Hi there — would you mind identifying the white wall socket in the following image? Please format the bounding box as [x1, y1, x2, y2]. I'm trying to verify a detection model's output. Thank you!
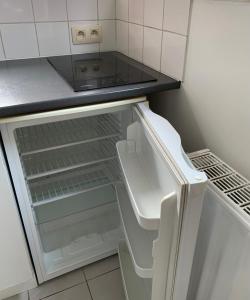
[71, 25, 102, 45]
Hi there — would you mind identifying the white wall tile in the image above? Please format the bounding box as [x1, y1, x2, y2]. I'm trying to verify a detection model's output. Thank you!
[0, 0, 34, 23]
[69, 21, 99, 54]
[116, 20, 128, 55]
[163, 0, 191, 35]
[143, 27, 162, 71]
[129, 0, 143, 25]
[32, 0, 67, 22]
[99, 20, 116, 51]
[129, 23, 143, 62]
[144, 0, 164, 29]
[36, 22, 70, 57]
[116, 0, 128, 21]
[1, 23, 39, 59]
[0, 35, 5, 60]
[67, 0, 98, 21]
[161, 31, 186, 80]
[98, 0, 116, 20]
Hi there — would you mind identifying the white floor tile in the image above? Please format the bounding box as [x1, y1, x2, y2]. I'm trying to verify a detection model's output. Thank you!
[43, 283, 91, 300]
[84, 255, 119, 280]
[4, 291, 28, 300]
[29, 269, 85, 300]
[88, 269, 125, 300]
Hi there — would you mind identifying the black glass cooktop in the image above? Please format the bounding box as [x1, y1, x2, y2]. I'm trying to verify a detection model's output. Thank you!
[48, 52, 156, 92]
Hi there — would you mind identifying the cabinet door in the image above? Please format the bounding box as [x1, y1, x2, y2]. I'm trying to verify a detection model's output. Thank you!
[0, 145, 36, 299]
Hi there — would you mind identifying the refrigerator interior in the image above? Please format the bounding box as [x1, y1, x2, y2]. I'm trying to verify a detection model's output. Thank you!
[3, 101, 206, 299]
[13, 109, 132, 276]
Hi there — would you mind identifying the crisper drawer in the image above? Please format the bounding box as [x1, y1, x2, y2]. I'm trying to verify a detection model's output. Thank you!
[0, 98, 144, 283]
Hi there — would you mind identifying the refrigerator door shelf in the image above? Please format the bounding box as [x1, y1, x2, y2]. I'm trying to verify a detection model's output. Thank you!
[116, 183, 157, 278]
[118, 241, 152, 300]
[117, 139, 172, 230]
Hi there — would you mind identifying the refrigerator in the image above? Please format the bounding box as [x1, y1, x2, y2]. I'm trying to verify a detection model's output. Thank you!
[0, 97, 207, 300]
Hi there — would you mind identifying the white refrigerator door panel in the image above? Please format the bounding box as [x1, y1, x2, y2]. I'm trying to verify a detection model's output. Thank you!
[0, 145, 36, 299]
[117, 102, 207, 300]
[188, 185, 250, 300]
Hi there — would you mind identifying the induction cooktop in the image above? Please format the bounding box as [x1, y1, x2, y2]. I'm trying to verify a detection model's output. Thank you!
[48, 52, 157, 92]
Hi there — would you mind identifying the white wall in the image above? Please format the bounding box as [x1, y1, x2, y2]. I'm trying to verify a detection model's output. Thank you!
[0, 0, 116, 60]
[151, 0, 250, 180]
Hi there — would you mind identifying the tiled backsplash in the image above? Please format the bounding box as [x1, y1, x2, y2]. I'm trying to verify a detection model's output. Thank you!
[116, 0, 191, 80]
[0, 0, 190, 80]
[0, 0, 116, 60]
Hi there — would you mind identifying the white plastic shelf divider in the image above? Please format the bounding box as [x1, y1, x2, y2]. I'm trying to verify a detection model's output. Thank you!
[30, 160, 121, 206]
[15, 113, 121, 155]
[116, 184, 157, 278]
[118, 241, 152, 300]
[23, 137, 118, 180]
[117, 140, 167, 230]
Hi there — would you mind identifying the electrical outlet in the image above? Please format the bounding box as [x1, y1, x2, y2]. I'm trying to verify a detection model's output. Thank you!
[89, 25, 102, 43]
[71, 27, 87, 44]
[71, 25, 102, 45]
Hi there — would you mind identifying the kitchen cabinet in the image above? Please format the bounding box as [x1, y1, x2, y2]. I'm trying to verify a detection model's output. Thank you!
[0, 145, 36, 299]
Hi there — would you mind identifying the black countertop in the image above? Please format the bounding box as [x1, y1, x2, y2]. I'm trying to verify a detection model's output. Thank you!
[0, 51, 180, 118]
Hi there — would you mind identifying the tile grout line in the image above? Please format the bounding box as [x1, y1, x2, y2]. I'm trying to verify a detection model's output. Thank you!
[65, 0, 73, 55]
[86, 280, 94, 300]
[116, 19, 187, 37]
[0, 19, 116, 25]
[37, 282, 86, 300]
[85, 266, 120, 282]
[30, 0, 41, 57]
[142, 0, 145, 63]
[0, 29, 6, 59]
[115, 0, 117, 51]
[97, 0, 101, 52]
[181, 0, 194, 82]
[160, 0, 167, 72]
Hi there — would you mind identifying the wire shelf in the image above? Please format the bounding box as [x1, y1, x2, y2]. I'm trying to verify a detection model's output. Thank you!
[29, 159, 121, 206]
[22, 137, 119, 179]
[15, 113, 121, 155]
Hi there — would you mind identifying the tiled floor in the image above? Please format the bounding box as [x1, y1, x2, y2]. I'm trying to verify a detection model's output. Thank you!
[7, 255, 125, 300]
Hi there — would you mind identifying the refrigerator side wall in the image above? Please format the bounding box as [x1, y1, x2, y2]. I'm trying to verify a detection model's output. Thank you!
[0, 143, 36, 299]
[188, 185, 250, 300]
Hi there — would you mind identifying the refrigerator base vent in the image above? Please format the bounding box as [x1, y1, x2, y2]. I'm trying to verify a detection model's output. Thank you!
[189, 149, 250, 217]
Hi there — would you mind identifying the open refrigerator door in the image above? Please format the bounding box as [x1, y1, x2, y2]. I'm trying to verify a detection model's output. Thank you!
[116, 102, 207, 300]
